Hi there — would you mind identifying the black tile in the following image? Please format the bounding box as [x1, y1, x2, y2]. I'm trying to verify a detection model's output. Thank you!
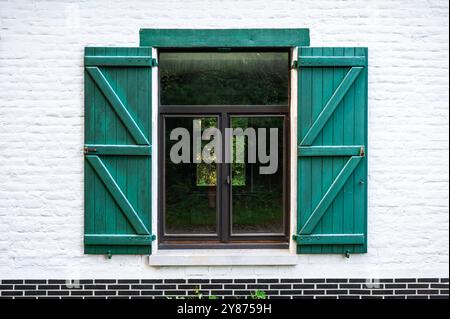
[118, 290, 140, 296]
[316, 296, 338, 299]
[118, 280, 139, 284]
[211, 279, 233, 284]
[395, 278, 416, 283]
[210, 290, 233, 296]
[247, 284, 269, 290]
[349, 290, 371, 295]
[338, 296, 361, 300]
[24, 290, 46, 296]
[293, 284, 315, 289]
[71, 291, 93, 296]
[187, 279, 210, 284]
[164, 290, 186, 296]
[361, 296, 383, 299]
[348, 279, 366, 283]
[48, 291, 69, 296]
[131, 285, 154, 290]
[1, 280, 23, 284]
[408, 284, 429, 289]
[38, 285, 60, 290]
[418, 278, 440, 283]
[317, 284, 338, 289]
[395, 290, 416, 295]
[303, 290, 325, 295]
[292, 296, 314, 300]
[95, 279, 117, 284]
[1, 291, 23, 296]
[407, 296, 429, 300]
[326, 279, 347, 283]
[108, 285, 130, 290]
[48, 280, 66, 284]
[95, 291, 117, 296]
[155, 285, 176, 290]
[281, 279, 303, 283]
[178, 285, 198, 290]
[431, 284, 449, 289]
[141, 279, 163, 284]
[164, 279, 186, 284]
[441, 278, 449, 283]
[418, 290, 439, 295]
[79, 280, 94, 284]
[233, 290, 252, 296]
[15, 285, 36, 290]
[339, 284, 361, 289]
[430, 296, 449, 300]
[84, 285, 106, 290]
[384, 296, 406, 299]
[304, 279, 325, 283]
[257, 279, 279, 284]
[141, 291, 163, 296]
[234, 279, 256, 284]
[326, 290, 349, 295]
[24, 280, 46, 284]
[440, 290, 449, 295]
[280, 290, 302, 295]
[0, 285, 13, 290]
[269, 284, 292, 289]
[372, 290, 394, 295]
[384, 284, 407, 289]
[224, 285, 245, 290]
[379, 279, 394, 283]
[199, 284, 222, 290]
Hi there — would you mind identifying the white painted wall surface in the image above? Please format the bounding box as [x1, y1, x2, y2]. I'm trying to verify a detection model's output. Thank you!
[0, 0, 448, 279]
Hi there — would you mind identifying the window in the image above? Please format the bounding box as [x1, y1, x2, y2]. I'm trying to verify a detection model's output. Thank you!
[158, 49, 290, 248]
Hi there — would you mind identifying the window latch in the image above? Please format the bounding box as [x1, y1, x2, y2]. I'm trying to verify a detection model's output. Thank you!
[226, 175, 231, 185]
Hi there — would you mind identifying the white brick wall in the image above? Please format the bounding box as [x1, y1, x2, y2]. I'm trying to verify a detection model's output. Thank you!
[0, 0, 448, 279]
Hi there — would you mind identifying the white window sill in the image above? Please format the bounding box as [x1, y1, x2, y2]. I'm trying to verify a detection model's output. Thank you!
[149, 249, 297, 266]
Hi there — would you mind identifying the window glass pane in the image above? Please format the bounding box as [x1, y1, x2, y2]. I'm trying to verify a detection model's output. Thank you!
[164, 117, 218, 235]
[160, 52, 289, 105]
[230, 116, 285, 234]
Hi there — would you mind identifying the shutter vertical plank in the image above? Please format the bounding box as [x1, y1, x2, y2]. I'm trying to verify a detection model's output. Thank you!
[332, 47, 345, 254]
[311, 47, 324, 254]
[320, 47, 335, 253]
[84, 46, 154, 255]
[298, 47, 313, 254]
[296, 46, 368, 254]
[343, 47, 356, 251]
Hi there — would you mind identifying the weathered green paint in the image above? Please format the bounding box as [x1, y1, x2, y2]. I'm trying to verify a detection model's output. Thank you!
[139, 28, 310, 47]
[300, 156, 362, 235]
[297, 47, 368, 254]
[298, 56, 366, 67]
[299, 146, 364, 157]
[300, 67, 363, 146]
[84, 234, 154, 246]
[85, 145, 152, 156]
[86, 66, 150, 145]
[84, 47, 153, 255]
[85, 56, 154, 67]
[295, 234, 365, 245]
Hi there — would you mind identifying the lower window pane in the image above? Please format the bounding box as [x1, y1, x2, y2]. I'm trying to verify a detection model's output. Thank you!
[164, 117, 218, 235]
[231, 116, 285, 235]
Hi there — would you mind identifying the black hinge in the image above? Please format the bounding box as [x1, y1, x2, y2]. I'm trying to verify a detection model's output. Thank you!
[151, 58, 158, 67]
[84, 147, 97, 155]
[360, 147, 365, 157]
[291, 60, 299, 69]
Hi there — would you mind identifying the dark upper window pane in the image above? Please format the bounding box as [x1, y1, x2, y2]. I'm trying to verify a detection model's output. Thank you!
[159, 52, 289, 105]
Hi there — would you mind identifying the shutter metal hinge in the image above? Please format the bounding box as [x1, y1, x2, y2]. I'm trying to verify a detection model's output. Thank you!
[345, 250, 351, 258]
[107, 250, 112, 259]
[291, 60, 298, 69]
[151, 234, 157, 241]
[359, 147, 365, 157]
[83, 147, 97, 155]
[151, 58, 158, 67]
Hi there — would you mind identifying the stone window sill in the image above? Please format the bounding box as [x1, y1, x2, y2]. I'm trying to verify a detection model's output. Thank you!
[148, 249, 297, 266]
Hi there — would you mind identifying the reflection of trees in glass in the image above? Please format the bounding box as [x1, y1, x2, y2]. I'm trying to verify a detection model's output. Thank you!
[160, 52, 289, 105]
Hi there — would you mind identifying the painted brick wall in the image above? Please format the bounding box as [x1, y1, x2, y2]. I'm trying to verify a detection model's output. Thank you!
[0, 0, 448, 279]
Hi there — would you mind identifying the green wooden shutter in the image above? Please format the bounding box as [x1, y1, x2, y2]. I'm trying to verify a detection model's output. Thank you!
[295, 47, 368, 254]
[84, 47, 156, 255]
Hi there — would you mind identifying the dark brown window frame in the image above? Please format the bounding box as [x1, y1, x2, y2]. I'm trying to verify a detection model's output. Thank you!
[157, 48, 291, 249]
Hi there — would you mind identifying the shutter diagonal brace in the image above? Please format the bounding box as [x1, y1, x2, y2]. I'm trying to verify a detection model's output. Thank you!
[300, 67, 363, 146]
[86, 67, 150, 146]
[299, 156, 362, 235]
[86, 155, 150, 235]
